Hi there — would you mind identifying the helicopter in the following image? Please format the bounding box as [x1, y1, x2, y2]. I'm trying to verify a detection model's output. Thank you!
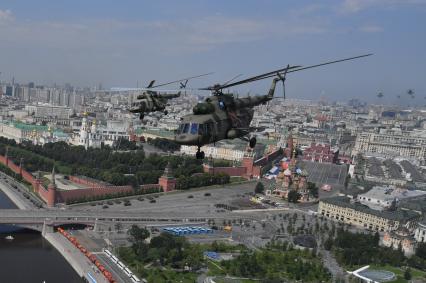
[174, 54, 372, 159]
[118, 73, 212, 120]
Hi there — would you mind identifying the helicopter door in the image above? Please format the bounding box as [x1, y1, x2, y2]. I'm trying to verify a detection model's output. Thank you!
[205, 122, 214, 142]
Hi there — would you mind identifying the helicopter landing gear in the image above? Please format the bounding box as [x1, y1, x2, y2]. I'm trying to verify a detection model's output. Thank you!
[249, 137, 257, 148]
[196, 146, 205, 159]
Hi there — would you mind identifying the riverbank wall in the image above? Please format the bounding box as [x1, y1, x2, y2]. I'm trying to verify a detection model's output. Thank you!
[44, 233, 86, 276]
[44, 232, 108, 283]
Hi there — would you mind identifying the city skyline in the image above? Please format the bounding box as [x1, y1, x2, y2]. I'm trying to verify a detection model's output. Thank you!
[0, 0, 425, 102]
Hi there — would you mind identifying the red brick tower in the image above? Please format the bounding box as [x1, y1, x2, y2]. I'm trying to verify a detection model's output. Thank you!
[242, 150, 255, 178]
[158, 162, 176, 192]
[284, 134, 294, 158]
[47, 167, 57, 207]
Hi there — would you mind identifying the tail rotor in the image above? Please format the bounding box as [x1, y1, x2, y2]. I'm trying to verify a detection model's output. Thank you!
[274, 64, 289, 100]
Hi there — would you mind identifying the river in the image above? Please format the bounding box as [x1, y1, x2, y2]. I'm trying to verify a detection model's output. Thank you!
[0, 190, 84, 283]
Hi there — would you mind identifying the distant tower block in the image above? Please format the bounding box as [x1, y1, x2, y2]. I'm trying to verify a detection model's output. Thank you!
[158, 162, 176, 192]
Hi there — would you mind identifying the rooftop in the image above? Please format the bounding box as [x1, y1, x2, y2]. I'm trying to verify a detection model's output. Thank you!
[358, 186, 426, 202]
[3, 121, 48, 132]
[399, 196, 426, 214]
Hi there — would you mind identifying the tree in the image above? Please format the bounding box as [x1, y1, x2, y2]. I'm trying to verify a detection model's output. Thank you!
[416, 243, 426, 260]
[255, 182, 265, 194]
[128, 225, 150, 244]
[288, 190, 301, 203]
[307, 182, 319, 198]
[404, 268, 412, 280]
[324, 237, 333, 251]
[373, 231, 380, 245]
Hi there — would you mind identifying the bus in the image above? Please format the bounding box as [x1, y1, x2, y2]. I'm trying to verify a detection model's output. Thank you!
[110, 255, 118, 263]
[124, 267, 133, 277]
[104, 249, 112, 257]
[117, 261, 125, 270]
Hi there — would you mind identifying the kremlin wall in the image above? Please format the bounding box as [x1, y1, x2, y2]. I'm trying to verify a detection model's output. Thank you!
[0, 152, 175, 207]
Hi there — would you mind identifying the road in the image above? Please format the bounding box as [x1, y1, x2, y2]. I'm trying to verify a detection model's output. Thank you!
[68, 182, 258, 217]
[0, 172, 44, 209]
[96, 252, 133, 283]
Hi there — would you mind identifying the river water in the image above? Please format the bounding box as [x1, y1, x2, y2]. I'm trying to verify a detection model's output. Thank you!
[0, 190, 83, 283]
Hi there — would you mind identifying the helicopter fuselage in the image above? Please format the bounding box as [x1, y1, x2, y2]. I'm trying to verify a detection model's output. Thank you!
[129, 91, 180, 118]
[174, 84, 276, 148]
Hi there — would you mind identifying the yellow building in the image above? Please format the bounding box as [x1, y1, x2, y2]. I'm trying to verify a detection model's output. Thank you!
[318, 196, 419, 232]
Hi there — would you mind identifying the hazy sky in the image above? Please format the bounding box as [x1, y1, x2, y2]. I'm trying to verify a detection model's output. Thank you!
[0, 0, 425, 103]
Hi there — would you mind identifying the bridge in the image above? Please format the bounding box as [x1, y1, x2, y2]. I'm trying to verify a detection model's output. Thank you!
[0, 209, 248, 235]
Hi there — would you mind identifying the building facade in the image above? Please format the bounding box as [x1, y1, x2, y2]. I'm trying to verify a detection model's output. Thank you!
[352, 131, 426, 163]
[318, 196, 419, 232]
[415, 221, 426, 243]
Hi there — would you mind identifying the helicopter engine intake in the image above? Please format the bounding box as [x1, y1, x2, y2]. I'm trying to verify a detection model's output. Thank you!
[193, 103, 215, 115]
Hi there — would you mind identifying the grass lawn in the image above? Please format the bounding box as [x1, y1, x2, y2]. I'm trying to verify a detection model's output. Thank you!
[213, 278, 259, 283]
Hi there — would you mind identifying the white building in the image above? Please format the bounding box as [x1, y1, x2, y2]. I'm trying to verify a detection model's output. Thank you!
[74, 115, 130, 149]
[25, 104, 72, 119]
[415, 220, 426, 243]
[78, 115, 102, 149]
[353, 129, 426, 163]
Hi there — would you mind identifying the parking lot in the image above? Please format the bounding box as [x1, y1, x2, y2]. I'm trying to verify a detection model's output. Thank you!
[69, 182, 257, 219]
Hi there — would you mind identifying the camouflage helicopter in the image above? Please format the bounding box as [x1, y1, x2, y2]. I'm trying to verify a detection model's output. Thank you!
[120, 73, 212, 119]
[174, 54, 372, 159]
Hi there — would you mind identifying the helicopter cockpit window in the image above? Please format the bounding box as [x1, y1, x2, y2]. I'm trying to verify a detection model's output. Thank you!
[177, 124, 184, 134]
[182, 123, 190, 134]
[190, 123, 199, 135]
[219, 100, 225, 110]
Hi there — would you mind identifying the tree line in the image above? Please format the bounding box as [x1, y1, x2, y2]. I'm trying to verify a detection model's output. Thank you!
[0, 137, 229, 189]
[120, 225, 331, 283]
[326, 228, 426, 271]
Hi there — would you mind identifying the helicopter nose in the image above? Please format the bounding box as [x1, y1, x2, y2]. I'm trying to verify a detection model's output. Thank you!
[174, 134, 199, 145]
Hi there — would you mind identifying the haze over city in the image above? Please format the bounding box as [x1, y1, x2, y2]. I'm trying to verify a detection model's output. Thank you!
[0, 0, 425, 102]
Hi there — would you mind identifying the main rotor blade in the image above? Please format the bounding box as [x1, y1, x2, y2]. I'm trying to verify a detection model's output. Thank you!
[201, 53, 372, 91]
[200, 65, 301, 91]
[150, 72, 214, 89]
[288, 53, 373, 74]
[239, 54, 373, 85]
[223, 74, 243, 86]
